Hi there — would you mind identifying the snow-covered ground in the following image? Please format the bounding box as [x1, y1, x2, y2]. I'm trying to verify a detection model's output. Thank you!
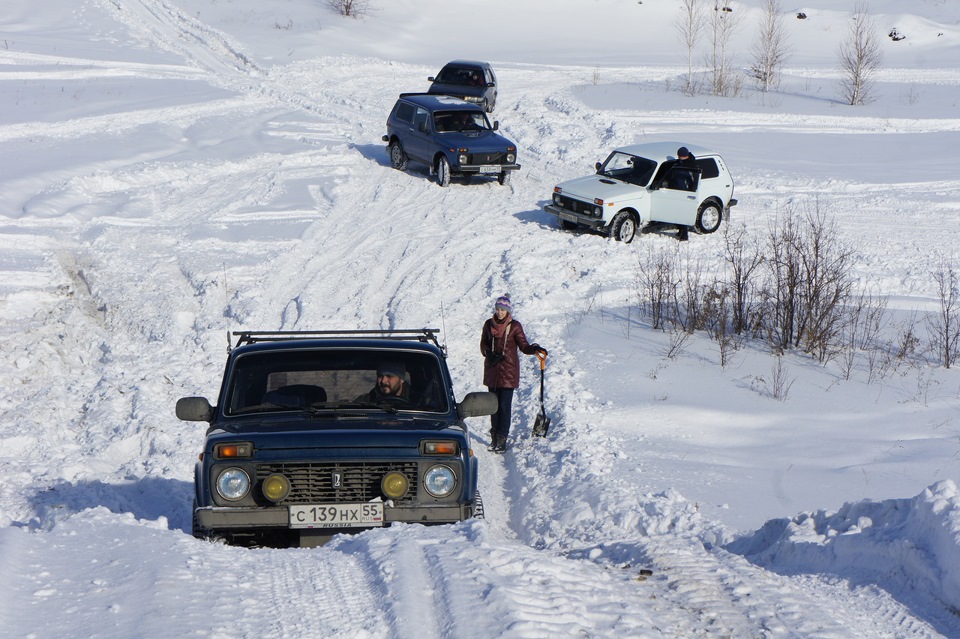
[2, 0, 960, 636]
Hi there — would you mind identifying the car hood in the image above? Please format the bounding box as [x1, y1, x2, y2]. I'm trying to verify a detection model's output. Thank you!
[440, 130, 514, 150]
[205, 422, 467, 452]
[557, 174, 646, 201]
[429, 83, 485, 99]
[212, 414, 458, 435]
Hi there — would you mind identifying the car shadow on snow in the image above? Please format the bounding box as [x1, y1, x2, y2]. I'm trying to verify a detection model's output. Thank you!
[519, 201, 688, 242]
[26, 476, 194, 534]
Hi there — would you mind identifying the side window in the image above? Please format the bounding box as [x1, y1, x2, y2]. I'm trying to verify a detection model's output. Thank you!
[414, 107, 429, 131]
[394, 102, 415, 124]
[697, 158, 720, 180]
[485, 69, 495, 85]
[666, 168, 700, 192]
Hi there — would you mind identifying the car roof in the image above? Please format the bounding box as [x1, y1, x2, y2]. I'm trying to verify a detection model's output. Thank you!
[397, 93, 486, 112]
[440, 60, 491, 70]
[614, 141, 718, 160]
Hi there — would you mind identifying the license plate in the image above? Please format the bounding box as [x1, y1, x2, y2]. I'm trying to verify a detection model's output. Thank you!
[289, 503, 384, 529]
[479, 166, 501, 174]
[559, 211, 579, 223]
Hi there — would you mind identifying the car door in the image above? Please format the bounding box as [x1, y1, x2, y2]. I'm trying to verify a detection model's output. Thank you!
[649, 166, 701, 225]
[404, 106, 433, 164]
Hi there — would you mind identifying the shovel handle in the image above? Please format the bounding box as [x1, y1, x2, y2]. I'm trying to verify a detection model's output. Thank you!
[536, 350, 547, 370]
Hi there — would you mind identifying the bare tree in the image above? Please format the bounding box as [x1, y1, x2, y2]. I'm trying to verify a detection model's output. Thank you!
[326, 0, 372, 18]
[675, 0, 707, 95]
[838, 1, 882, 105]
[706, 1, 743, 97]
[928, 261, 960, 368]
[750, 0, 790, 92]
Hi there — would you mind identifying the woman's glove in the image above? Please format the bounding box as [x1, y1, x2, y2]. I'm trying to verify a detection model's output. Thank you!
[530, 344, 548, 356]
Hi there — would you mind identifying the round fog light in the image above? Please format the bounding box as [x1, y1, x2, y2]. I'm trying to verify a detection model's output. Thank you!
[262, 473, 291, 503]
[423, 465, 456, 498]
[382, 471, 409, 499]
[216, 467, 250, 501]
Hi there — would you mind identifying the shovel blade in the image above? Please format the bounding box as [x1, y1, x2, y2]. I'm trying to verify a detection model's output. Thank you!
[532, 413, 551, 437]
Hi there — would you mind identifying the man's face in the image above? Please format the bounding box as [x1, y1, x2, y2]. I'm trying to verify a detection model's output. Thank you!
[377, 373, 403, 396]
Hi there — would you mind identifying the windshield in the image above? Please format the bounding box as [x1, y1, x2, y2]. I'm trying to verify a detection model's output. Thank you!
[224, 349, 450, 416]
[437, 66, 485, 87]
[597, 152, 657, 186]
[434, 110, 490, 133]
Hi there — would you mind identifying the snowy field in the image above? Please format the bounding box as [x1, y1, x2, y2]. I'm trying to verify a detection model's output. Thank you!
[2, 0, 960, 636]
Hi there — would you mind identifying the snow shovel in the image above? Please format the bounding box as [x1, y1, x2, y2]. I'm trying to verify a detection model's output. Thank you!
[532, 350, 551, 437]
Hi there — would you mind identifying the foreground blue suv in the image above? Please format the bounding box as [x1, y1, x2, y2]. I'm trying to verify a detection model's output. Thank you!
[176, 329, 496, 547]
[382, 93, 520, 187]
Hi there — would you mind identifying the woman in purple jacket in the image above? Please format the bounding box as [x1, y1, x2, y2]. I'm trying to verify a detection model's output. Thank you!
[480, 294, 547, 452]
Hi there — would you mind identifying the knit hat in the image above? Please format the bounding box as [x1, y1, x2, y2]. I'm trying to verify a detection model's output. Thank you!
[494, 294, 512, 312]
[677, 146, 690, 157]
[376, 360, 406, 377]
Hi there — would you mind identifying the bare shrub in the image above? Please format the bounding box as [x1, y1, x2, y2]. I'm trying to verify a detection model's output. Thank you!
[838, 1, 882, 105]
[723, 223, 764, 334]
[761, 202, 855, 361]
[928, 261, 960, 368]
[637, 247, 679, 330]
[750, 0, 791, 92]
[326, 0, 372, 18]
[769, 356, 795, 401]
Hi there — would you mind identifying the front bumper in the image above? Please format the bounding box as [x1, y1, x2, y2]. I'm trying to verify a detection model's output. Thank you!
[544, 203, 607, 230]
[195, 503, 474, 530]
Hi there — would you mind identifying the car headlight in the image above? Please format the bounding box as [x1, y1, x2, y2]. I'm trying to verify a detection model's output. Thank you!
[216, 467, 251, 501]
[261, 473, 290, 503]
[506, 153, 515, 164]
[423, 465, 457, 497]
[594, 206, 602, 216]
[382, 471, 410, 499]
[459, 154, 468, 164]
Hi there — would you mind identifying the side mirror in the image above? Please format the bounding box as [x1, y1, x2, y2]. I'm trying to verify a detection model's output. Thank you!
[595, 162, 602, 172]
[428, 76, 436, 82]
[176, 397, 214, 422]
[492, 121, 499, 131]
[457, 392, 498, 419]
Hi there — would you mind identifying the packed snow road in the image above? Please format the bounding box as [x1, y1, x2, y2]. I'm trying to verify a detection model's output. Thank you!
[2, 0, 960, 637]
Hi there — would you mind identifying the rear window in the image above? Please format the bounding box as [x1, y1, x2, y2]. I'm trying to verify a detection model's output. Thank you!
[696, 158, 720, 179]
[394, 101, 415, 124]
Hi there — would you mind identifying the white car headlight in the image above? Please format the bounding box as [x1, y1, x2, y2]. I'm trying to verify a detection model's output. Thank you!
[506, 153, 516, 164]
[216, 467, 251, 501]
[423, 465, 456, 497]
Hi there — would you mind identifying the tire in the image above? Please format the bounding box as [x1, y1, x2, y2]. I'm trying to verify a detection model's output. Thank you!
[696, 201, 722, 234]
[436, 156, 451, 187]
[498, 170, 512, 186]
[609, 210, 637, 243]
[473, 490, 485, 519]
[389, 140, 407, 171]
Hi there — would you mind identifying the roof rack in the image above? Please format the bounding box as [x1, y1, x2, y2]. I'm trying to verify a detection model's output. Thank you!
[231, 329, 444, 353]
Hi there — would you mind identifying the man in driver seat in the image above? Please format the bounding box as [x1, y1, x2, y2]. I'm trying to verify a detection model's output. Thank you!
[356, 361, 410, 403]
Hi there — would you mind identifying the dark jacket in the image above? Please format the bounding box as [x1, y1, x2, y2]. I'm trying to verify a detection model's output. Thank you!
[480, 315, 538, 389]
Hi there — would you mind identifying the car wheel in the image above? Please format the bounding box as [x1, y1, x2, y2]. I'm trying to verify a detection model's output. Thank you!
[498, 170, 512, 186]
[696, 201, 722, 234]
[437, 156, 451, 187]
[389, 141, 408, 171]
[610, 210, 637, 243]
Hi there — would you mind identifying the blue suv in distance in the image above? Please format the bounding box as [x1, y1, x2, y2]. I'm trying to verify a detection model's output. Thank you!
[382, 93, 520, 187]
[427, 60, 498, 113]
[176, 329, 497, 548]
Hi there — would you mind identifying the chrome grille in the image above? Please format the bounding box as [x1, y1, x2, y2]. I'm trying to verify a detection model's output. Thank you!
[257, 461, 419, 504]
